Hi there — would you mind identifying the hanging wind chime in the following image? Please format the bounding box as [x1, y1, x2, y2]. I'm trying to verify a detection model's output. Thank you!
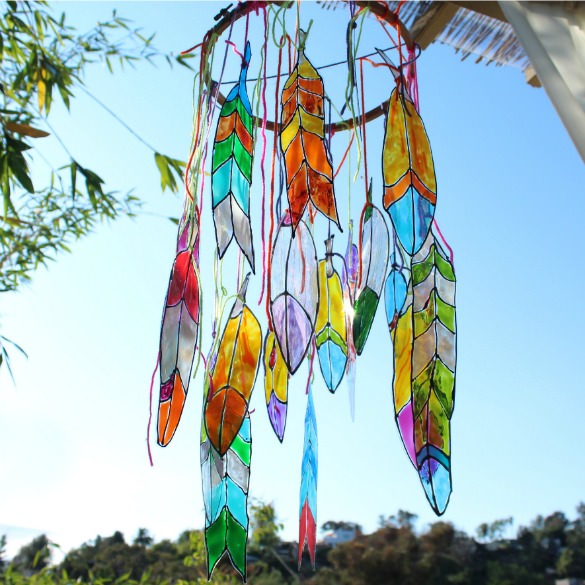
[151, 1, 456, 580]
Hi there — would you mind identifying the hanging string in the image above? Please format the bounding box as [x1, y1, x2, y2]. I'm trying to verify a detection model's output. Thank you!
[258, 5, 270, 307]
[344, 8, 366, 186]
[377, 17, 407, 73]
[433, 219, 455, 264]
[407, 44, 420, 112]
[245, 9, 250, 44]
[146, 353, 160, 466]
[198, 29, 234, 218]
[392, 229, 405, 271]
[356, 181, 372, 291]
[220, 44, 405, 86]
[182, 32, 210, 204]
[359, 56, 369, 193]
[333, 133, 355, 179]
[183, 49, 208, 202]
[269, 3, 288, 49]
[265, 39, 283, 324]
[295, 0, 301, 57]
[305, 339, 316, 396]
[225, 40, 244, 60]
[395, 1, 407, 72]
[347, 137, 353, 251]
[198, 27, 236, 367]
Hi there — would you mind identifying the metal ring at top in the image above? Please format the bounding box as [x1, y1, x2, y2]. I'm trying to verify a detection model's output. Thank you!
[200, 0, 414, 133]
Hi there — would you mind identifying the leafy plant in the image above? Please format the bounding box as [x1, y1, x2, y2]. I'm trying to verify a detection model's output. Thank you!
[0, 0, 189, 294]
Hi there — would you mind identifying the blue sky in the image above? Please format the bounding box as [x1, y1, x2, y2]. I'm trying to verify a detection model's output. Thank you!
[1, 1, 584, 561]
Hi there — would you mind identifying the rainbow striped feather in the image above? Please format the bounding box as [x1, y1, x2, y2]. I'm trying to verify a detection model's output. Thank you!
[280, 30, 339, 230]
[270, 215, 319, 374]
[315, 239, 347, 393]
[388, 260, 416, 467]
[385, 249, 410, 334]
[157, 217, 200, 446]
[353, 199, 390, 355]
[264, 331, 289, 442]
[344, 229, 359, 419]
[382, 87, 436, 256]
[212, 41, 255, 272]
[299, 386, 318, 568]
[411, 231, 456, 515]
[201, 412, 251, 581]
[205, 275, 262, 456]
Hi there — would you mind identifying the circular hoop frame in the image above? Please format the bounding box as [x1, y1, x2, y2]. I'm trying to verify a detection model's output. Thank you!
[201, 0, 414, 133]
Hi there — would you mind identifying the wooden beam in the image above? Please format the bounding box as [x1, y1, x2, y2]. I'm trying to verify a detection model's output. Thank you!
[524, 65, 542, 87]
[410, 2, 459, 49]
[448, 1, 507, 22]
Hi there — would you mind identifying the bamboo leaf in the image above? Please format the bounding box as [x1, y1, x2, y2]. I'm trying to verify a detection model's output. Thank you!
[4, 121, 49, 138]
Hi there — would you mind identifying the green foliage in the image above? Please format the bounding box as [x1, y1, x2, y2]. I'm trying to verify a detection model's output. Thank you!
[133, 529, 153, 548]
[6, 502, 585, 585]
[310, 505, 585, 585]
[377, 510, 417, 530]
[0, 534, 7, 570]
[0, 1, 186, 294]
[250, 501, 283, 551]
[154, 152, 185, 194]
[476, 517, 514, 542]
[0, 333, 27, 382]
[11, 534, 51, 573]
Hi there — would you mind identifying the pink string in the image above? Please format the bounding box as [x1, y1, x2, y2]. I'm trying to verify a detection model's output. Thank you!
[199, 348, 208, 370]
[407, 46, 420, 112]
[258, 6, 269, 305]
[225, 40, 244, 60]
[198, 22, 234, 218]
[433, 219, 455, 264]
[305, 342, 316, 396]
[146, 354, 160, 467]
[198, 141, 209, 218]
[237, 248, 242, 290]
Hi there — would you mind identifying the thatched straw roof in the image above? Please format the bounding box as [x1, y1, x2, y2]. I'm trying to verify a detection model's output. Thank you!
[319, 1, 539, 83]
[392, 1, 529, 68]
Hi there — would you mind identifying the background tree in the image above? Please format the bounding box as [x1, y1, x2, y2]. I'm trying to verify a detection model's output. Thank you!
[476, 517, 514, 543]
[11, 534, 51, 573]
[247, 501, 296, 584]
[9, 504, 585, 584]
[557, 504, 585, 578]
[0, 534, 6, 572]
[250, 501, 283, 550]
[133, 528, 153, 548]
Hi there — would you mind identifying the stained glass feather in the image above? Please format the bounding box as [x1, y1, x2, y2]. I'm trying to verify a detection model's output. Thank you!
[205, 275, 262, 456]
[212, 41, 255, 271]
[382, 84, 436, 256]
[157, 217, 200, 446]
[353, 187, 390, 355]
[389, 268, 417, 467]
[201, 409, 251, 581]
[299, 386, 318, 568]
[263, 330, 289, 442]
[344, 222, 359, 304]
[343, 227, 359, 419]
[411, 230, 456, 515]
[280, 31, 339, 230]
[385, 248, 410, 333]
[315, 238, 347, 393]
[270, 214, 319, 374]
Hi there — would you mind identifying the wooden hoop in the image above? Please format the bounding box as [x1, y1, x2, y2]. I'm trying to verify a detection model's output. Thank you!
[200, 0, 414, 133]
